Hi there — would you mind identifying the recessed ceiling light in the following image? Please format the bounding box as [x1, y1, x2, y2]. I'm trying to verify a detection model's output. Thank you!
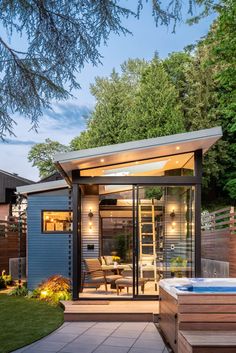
[135, 161, 139, 164]
[100, 158, 104, 162]
[176, 161, 179, 164]
[176, 146, 180, 150]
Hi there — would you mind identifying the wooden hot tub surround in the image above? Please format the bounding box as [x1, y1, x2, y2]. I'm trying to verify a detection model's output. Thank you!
[159, 279, 236, 353]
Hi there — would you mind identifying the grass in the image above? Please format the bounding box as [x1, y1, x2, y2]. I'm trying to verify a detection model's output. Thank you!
[0, 293, 64, 353]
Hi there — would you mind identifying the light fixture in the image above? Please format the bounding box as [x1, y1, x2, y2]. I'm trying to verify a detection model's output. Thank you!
[100, 158, 104, 163]
[176, 160, 179, 164]
[88, 209, 94, 218]
[88, 209, 93, 230]
[170, 209, 175, 218]
[176, 146, 180, 150]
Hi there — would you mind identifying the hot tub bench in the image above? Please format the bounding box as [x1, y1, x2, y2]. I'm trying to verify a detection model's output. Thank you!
[178, 331, 236, 353]
[159, 279, 236, 353]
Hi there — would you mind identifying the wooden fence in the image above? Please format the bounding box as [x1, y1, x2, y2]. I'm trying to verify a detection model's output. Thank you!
[201, 206, 236, 233]
[0, 220, 26, 274]
[201, 207, 236, 277]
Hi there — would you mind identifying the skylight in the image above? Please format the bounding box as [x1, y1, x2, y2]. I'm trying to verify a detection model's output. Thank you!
[104, 160, 168, 176]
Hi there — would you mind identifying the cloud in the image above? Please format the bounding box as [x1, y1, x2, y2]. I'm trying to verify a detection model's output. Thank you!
[43, 102, 91, 130]
[0, 139, 36, 146]
[0, 101, 92, 180]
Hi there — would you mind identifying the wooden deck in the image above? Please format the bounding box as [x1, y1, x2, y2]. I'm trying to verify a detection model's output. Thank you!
[61, 300, 159, 322]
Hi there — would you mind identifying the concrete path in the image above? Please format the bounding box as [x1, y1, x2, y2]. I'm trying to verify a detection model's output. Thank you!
[14, 322, 168, 353]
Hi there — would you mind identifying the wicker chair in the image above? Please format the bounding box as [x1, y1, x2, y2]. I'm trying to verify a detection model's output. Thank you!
[82, 258, 123, 292]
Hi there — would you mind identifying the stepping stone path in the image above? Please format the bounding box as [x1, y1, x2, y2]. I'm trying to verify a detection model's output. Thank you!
[13, 322, 169, 353]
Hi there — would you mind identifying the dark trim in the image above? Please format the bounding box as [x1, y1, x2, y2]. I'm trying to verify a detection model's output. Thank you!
[72, 174, 201, 186]
[132, 186, 136, 297]
[194, 149, 202, 277]
[41, 209, 72, 234]
[55, 161, 72, 187]
[72, 183, 81, 300]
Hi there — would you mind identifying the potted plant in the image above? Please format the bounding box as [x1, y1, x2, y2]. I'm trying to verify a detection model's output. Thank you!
[170, 256, 188, 278]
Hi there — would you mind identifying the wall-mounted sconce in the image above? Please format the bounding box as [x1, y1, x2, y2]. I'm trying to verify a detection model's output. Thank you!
[170, 209, 175, 219]
[88, 209, 94, 218]
[88, 209, 93, 230]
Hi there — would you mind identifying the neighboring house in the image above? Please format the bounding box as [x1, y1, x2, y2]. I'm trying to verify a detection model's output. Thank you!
[0, 170, 34, 219]
[17, 127, 222, 300]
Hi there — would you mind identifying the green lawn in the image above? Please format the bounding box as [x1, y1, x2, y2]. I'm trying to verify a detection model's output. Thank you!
[0, 294, 64, 353]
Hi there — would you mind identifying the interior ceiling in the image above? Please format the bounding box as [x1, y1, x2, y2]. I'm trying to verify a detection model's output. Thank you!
[80, 152, 193, 177]
[59, 134, 219, 178]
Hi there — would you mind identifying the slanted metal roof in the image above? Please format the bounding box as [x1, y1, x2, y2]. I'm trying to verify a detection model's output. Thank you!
[54, 127, 222, 180]
[16, 180, 68, 195]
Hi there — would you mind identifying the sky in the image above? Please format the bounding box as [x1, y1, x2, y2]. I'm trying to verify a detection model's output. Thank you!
[0, 3, 216, 181]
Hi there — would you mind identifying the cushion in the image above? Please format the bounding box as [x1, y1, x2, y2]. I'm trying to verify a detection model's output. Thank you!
[100, 257, 106, 265]
[104, 256, 113, 265]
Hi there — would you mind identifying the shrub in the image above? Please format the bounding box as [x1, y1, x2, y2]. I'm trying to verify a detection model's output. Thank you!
[37, 275, 71, 303]
[9, 284, 28, 297]
[0, 276, 6, 289]
[2, 270, 13, 285]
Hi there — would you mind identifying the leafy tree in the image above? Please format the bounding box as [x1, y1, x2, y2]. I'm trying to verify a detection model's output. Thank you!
[0, 0, 219, 138]
[71, 57, 184, 150]
[123, 57, 185, 141]
[70, 59, 147, 149]
[206, 0, 236, 202]
[28, 138, 68, 178]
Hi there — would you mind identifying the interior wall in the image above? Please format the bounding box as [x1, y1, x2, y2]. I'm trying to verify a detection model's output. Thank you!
[81, 195, 100, 261]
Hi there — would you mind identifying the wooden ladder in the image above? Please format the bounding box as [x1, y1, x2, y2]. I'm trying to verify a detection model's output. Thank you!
[138, 200, 158, 291]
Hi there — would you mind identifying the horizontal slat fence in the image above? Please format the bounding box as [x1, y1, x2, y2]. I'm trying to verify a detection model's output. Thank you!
[201, 206, 236, 277]
[0, 220, 26, 273]
[201, 207, 236, 233]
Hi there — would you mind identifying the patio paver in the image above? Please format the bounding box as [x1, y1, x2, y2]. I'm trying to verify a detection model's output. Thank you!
[13, 322, 167, 353]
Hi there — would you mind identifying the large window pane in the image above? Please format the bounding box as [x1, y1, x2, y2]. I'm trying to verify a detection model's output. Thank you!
[42, 211, 72, 233]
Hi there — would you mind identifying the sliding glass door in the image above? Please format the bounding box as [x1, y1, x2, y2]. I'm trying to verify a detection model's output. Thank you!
[133, 185, 195, 297]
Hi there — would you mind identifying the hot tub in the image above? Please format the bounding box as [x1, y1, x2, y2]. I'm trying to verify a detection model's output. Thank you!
[159, 278, 236, 353]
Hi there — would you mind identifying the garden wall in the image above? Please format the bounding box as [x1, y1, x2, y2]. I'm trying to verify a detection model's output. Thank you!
[0, 220, 26, 275]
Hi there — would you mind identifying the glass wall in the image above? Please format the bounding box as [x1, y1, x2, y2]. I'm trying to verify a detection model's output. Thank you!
[80, 184, 195, 298]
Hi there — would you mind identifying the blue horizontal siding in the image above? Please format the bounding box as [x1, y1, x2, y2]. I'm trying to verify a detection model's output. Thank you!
[27, 194, 71, 289]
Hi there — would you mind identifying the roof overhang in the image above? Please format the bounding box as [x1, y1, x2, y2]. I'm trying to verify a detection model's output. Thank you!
[16, 180, 68, 196]
[54, 127, 222, 182]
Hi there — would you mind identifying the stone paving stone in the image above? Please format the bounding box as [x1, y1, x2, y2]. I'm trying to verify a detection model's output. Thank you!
[85, 327, 116, 336]
[23, 349, 53, 353]
[133, 337, 166, 350]
[139, 331, 164, 340]
[111, 329, 141, 338]
[29, 340, 66, 351]
[40, 332, 79, 343]
[72, 334, 106, 345]
[60, 343, 98, 353]
[94, 322, 122, 329]
[102, 336, 136, 347]
[129, 348, 164, 353]
[12, 322, 167, 353]
[94, 345, 130, 353]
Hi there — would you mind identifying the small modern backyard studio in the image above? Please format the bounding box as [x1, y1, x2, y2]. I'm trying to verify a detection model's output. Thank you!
[17, 127, 222, 301]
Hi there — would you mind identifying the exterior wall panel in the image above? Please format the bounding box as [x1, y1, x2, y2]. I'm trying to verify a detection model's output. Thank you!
[27, 191, 70, 289]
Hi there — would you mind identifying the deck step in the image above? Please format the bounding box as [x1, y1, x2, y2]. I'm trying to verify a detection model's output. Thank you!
[64, 312, 158, 322]
[61, 300, 159, 322]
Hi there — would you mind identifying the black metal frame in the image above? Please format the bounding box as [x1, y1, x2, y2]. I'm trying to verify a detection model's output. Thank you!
[71, 150, 202, 300]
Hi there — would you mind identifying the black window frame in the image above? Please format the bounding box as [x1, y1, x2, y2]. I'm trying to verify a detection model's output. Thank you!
[41, 209, 73, 234]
